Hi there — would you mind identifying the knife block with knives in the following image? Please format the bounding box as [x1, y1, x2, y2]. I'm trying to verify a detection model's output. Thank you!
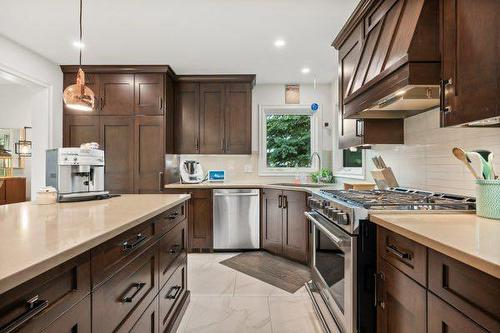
[371, 156, 399, 189]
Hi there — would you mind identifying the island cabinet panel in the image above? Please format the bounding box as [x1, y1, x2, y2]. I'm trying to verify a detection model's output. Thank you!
[63, 115, 100, 148]
[428, 249, 500, 332]
[0, 253, 90, 333]
[40, 295, 91, 333]
[154, 202, 186, 236]
[159, 220, 187, 287]
[100, 116, 135, 194]
[92, 244, 159, 333]
[159, 258, 187, 333]
[376, 258, 427, 333]
[135, 73, 165, 116]
[129, 297, 159, 333]
[99, 74, 135, 116]
[262, 189, 309, 264]
[91, 219, 156, 288]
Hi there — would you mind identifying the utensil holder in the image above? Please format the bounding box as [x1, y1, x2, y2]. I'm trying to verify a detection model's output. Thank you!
[475, 179, 500, 220]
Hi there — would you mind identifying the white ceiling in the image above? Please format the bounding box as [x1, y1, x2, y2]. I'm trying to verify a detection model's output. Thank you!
[0, 0, 357, 84]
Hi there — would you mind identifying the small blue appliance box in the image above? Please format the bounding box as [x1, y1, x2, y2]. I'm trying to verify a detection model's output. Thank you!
[208, 170, 225, 182]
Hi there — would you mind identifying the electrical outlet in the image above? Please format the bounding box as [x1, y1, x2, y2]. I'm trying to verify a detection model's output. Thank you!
[244, 164, 253, 173]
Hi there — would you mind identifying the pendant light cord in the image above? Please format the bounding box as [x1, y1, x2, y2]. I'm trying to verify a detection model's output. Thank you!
[79, 0, 83, 66]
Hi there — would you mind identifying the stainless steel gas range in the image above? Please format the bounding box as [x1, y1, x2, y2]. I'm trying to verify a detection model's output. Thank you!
[305, 188, 475, 333]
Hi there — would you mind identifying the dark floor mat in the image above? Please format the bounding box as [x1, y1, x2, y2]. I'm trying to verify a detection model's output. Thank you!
[220, 251, 312, 293]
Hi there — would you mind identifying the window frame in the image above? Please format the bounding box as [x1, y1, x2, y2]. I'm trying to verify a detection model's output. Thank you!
[258, 105, 319, 176]
[335, 148, 366, 179]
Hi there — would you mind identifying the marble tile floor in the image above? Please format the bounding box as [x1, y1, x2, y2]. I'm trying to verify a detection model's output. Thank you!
[176, 252, 330, 333]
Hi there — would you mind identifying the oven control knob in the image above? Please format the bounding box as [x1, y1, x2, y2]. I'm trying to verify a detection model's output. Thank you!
[327, 207, 338, 218]
[322, 201, 330, 208]
[337, 212, 350, 225]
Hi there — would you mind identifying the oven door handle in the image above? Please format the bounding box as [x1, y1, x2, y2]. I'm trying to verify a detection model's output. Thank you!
[305, 212, 350, 248]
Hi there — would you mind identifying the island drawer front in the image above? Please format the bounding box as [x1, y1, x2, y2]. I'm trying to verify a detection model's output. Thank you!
[0, 253, 90, 333]
[92, 244, 159, 333]
[40, 295, 91, 333]
[428, 293, 488, 333]
[155, 203, 186, 236]
[159, 219, 187, 287]
[377, 227, 427, 286]
[428, 250, 500, 332]
[91, 219, 156, 288]
[159, 258, 187, 332]
[128, 296, 159, 333]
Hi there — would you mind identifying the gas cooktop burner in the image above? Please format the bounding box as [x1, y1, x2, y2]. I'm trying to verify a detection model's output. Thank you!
[319, 188, 475, 210]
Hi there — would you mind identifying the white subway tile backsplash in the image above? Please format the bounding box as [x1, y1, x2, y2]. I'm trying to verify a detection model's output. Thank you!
[368, 109, 500, 196]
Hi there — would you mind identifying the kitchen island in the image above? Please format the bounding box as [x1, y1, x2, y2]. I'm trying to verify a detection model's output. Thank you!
[0, 194, 190, 333]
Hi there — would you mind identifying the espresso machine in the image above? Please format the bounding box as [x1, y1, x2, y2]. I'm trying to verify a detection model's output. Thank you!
[46, 148, 109, 202]
[180, 160, 205, 183]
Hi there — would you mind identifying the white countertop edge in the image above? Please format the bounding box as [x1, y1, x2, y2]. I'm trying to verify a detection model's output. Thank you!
[0, 194, 191, 294]
[369, 214, 500, 280]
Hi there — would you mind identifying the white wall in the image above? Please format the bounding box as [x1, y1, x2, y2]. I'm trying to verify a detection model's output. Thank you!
[181, 83, 334, 181]
[0, 35, 63, 199]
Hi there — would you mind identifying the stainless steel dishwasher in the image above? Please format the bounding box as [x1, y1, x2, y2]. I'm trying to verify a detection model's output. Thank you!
[213, 189, 260, 249]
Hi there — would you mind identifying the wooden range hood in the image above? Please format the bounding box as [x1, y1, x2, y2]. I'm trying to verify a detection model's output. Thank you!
[333, 0, 440, 119]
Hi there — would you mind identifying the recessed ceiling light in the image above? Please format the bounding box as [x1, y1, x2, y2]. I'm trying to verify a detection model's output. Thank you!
[274, 39, 286, 48]
[301, 67, 310, 74]
[73, 41, 85, 49]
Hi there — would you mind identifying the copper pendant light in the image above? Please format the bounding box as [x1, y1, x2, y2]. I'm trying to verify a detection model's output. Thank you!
[63, 0, 95, 111]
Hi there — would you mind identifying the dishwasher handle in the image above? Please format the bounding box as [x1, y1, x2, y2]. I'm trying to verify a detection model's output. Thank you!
[213, 193, 259, 197]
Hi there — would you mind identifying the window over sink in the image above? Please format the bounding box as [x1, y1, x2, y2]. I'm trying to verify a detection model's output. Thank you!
[259, 105, 319, 176]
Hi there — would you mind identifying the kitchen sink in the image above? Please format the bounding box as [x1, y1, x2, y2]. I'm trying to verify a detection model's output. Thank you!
[271, 183, 329, 188]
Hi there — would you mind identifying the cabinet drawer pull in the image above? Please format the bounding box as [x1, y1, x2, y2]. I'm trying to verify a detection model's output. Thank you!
[283, 195, 288, 209]
[278, 195, 283, 208]
[440, 78, 453, 113]
[167, 212, 178, 220]
[374, 272, 385, 309]
[165, 286, 181, 300]
[159, 96, 163, 111]
[121, 282, 146, 303]
[0, 295, 49, 333]
[169, 244, 181, 255]
[386, 244, 412, 260]
[122, 233, 148, 252]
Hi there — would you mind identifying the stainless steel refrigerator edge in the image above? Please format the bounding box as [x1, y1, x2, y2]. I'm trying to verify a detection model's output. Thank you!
[213, 189, 260, 249]
[164, 154, 180, 184]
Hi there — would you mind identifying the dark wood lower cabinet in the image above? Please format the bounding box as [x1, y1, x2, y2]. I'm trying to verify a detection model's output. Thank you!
[262, 189, 308, 264]
[0, 202, 189, 333]
[40, 296, 91, 333]
[376, 226, 500, 333]
[376, 258, 426, 333]
[428, 293, 488, 333]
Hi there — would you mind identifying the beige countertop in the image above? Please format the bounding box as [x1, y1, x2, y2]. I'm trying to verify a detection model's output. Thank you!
[164, 180, 343, 193]
[0, 194, 190, 294]
[370, 213, 500, 279]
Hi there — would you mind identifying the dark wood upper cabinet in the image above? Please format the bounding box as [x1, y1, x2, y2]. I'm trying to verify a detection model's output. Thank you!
[224, 83, 252, 154]
[134, 116, 165, 194]
[262, 189, 308, 264]
[333, 0, 440, 119]
[100, 116, 134, 194]
[135, 73, 165, 116]
[174, 75, 254, 155]
[175, 83, 200, 154]
[63, 115, 100, 147]
[440, 0, 500, 127]
[99, 74, 134, 116]
[199, 83, 225, 154]
[63, 72, 100, 115]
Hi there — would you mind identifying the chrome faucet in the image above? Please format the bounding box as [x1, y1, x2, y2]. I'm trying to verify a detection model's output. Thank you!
[311, 152, 321, 171]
